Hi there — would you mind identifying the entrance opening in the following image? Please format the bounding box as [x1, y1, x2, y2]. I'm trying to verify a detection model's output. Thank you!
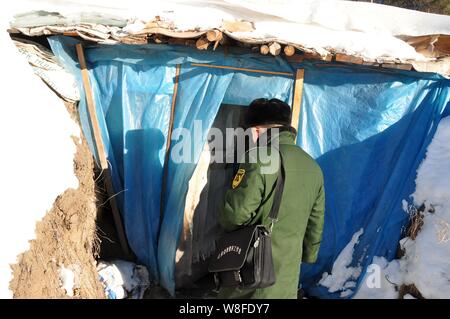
[174, 104, 248, 295]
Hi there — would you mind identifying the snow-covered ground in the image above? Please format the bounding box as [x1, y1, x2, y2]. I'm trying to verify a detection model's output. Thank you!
[355, 116, 450, 299]
[0, 6, 80, 298]
[319, 229, 364, 298]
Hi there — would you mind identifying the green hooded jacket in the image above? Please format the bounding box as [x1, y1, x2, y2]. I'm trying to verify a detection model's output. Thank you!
[218, 128, 325, 299]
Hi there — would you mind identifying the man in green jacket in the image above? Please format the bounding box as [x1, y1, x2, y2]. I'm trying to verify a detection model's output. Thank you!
[218, 98, 325, 299]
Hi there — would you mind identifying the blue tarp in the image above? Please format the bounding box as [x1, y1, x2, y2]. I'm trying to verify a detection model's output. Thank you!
[296, 63, 450, 298]
[49, 36, 450, 298]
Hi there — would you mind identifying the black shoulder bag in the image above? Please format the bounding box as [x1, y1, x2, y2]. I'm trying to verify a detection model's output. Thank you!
[208, 152, 285, 290]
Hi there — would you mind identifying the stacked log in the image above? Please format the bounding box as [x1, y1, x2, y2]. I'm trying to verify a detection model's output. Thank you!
[260, 44, 270, 55]
[284, 45, 296, 56]
[269, 42, 281, 56]
[195, 36, 210, 50]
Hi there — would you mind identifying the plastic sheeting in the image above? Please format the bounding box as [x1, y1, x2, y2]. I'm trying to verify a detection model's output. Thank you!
[295, 61, 450, 298]
[49, 36, 293, 294]
[49, 36, 450, 297]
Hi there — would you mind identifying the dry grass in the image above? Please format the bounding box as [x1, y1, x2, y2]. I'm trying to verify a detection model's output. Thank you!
[399, 284, 424, 299]
[404, 203, 426, 240]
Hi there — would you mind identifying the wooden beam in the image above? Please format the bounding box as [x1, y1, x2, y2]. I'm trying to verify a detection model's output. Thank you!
[120, 35, 148, 45]
[286, 52, 332, 63]
[335, 53, 364, 65]
[63, 31, 78, 37]
[291, 69, 305, 140]
[381, 63, 413, 71]
[304, 51, 333, 62]
[75, 43, 131, 258]
[190, 63, 293, 76]
[363, 61, 380, 67]
[75, 44, 108, 170]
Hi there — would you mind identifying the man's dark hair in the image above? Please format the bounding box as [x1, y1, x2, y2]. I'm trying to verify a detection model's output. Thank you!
[244, 98, 292, 128]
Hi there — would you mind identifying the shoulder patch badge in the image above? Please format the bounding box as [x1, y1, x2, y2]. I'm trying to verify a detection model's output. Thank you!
[232, 168, 246, 189]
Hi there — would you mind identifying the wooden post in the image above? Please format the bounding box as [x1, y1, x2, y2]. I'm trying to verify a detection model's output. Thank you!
[291, 69, 305, 142]
[190, 63, 293, 76]
[75, 43, 131, 257]
[164, 64, 181, 157]
[75, 44, 108, 170]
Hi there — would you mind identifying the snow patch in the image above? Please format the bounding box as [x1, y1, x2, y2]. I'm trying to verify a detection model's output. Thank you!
[319, 228, 364, 297]
[0, 4, 80, 298]
[403, 116, 450, 298]
[58, 265, 75, 297]
[353, 257, 403, 299]
[402, 199, 408, 212]
[413, 116, 450, 207]
[355, 116, 450, 299]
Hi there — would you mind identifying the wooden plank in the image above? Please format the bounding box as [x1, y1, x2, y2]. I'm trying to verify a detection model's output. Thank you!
[191, 63, 293, 76]
[285, 54, 304, 63]
[75, 43, 131, 257]
[75, 44, 108, 170]
[63, 31, 78, 37]
[335, 53, 364, 65]
[286, 52, 332, 63]
[139, 27, 205, 39]
[435, 35, 450, 55]
[7, 28, 20, 34]
[159, 64, 181, 230]
[120, 35, 148, 45]
[304, 51, 333, 62]
[363, 61, 380, 67]
[291, 69, 305, 140]
[381, 63, 413, 71]
[165, 64, 181, 156]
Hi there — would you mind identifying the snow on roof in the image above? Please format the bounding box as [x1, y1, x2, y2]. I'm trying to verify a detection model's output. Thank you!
[6, 0, 450, 70]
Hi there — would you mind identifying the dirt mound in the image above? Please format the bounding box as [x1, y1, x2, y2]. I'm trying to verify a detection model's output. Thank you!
[9, 102, 104, 298]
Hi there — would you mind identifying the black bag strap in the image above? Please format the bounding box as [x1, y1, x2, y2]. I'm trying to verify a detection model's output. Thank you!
[268, 150, 285, 232]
